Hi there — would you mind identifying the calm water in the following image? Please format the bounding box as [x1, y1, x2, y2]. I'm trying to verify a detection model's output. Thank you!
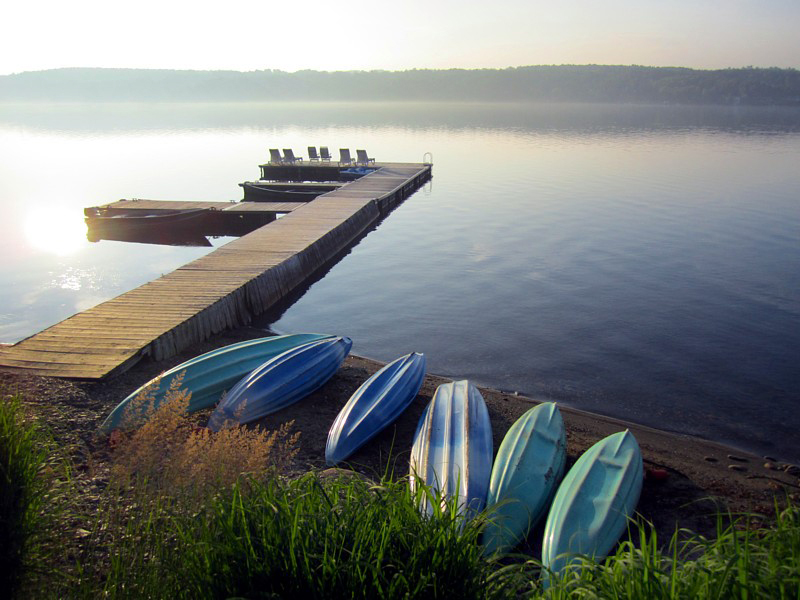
[1, 102, 799, 462]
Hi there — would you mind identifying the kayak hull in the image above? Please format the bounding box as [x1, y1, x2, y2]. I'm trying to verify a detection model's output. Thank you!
[483, 402, 566, 555]
[409, 379, 493, 518]
[326, 352, 426, 466]
[542, 430, 643, 579]
[208, 336, 352, 431]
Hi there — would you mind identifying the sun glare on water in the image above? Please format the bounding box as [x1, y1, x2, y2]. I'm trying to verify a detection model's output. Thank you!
[23, 208, 89, 256]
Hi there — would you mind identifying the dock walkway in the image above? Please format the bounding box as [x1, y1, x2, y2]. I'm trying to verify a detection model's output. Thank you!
[0, 163, 431, 379]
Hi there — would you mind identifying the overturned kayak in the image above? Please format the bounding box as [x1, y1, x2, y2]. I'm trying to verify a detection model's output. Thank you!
[542, 429, 643, 580]
[208, 336, 352, 431]
[326, 352, 426, 466]
[409, 380, 493, 518]
[482, 402, 566, 555]
[98, 333, 333, 433]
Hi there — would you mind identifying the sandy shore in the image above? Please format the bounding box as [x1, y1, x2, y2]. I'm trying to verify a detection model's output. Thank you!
[3, 326, 798, 543]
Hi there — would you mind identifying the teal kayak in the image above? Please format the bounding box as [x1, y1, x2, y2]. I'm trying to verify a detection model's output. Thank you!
[482, 402, 566, 555]
[541, 429, 643, 581]
[98, 333, 333, 433]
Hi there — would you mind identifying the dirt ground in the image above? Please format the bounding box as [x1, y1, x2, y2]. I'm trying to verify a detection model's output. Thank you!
[3, 326, 798, 545]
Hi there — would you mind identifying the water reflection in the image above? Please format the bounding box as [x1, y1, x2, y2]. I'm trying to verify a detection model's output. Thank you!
[86, 229, 213, 247]
[3, 102, 800, 135]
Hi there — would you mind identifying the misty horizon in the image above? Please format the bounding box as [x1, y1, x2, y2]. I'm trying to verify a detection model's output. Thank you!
[5, 63, 800, 75]
[3, 65, 799, 107]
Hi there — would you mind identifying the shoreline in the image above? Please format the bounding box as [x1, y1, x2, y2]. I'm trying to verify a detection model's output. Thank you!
[2, 325, 798, 543]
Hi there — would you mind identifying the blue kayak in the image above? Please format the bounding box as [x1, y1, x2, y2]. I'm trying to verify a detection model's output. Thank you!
[409, 379, 493, 518]
[98, 333, 333, 433]
[326, 352, 426, 466]
[541, 430, 643, 580]
[208, 336, 352, 431]
[482, 402, 566, 555]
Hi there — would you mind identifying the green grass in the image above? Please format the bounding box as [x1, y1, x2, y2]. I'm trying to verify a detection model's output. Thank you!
[541, 504, 800, 599]
[79, 473, 529, 599]
[66, 471, 800, 600]
[0, 393, 50, 596]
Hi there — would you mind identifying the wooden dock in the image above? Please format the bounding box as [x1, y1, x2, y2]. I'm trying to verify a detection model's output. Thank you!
[0, 162, 431, 379]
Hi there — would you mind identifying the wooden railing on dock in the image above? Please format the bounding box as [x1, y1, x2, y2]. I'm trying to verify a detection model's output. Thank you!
[0, 163, 431, 379]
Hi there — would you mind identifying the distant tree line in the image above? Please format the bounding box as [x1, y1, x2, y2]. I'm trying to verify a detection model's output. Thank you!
[1, 65, 799, 105]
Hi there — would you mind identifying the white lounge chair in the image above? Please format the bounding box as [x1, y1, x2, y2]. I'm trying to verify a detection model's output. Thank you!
[356, 149, 375, 165]
[283, 149, 303, 164]
[339, 148, 354, 165]
[320, 146, 332, 161]
[308, 146, 320, 161]
[269, 148, 283, 164]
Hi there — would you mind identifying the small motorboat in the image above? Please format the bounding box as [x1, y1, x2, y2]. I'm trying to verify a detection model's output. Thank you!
[239, 182, 333, 202]
[85, 207, 209, 238]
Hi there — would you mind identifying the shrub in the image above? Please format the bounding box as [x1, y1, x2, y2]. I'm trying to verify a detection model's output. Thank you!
[110, 373, 300, 501]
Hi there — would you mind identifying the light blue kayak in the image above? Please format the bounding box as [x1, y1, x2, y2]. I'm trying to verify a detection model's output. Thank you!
[409, 380, 493, 518]
[98, 333, 333, 433]
[482, 402, 566, 555]
[541, 430, 643, 580]
[326, 352, 426, 466]
[208, 336, 352, 431]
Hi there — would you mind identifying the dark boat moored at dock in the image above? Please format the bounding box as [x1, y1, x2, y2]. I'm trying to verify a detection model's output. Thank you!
[239, 181, 340, 202]
[84, 206, 209, 238]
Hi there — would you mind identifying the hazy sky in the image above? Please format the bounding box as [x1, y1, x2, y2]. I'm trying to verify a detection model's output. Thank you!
[2, 0, 798, 75]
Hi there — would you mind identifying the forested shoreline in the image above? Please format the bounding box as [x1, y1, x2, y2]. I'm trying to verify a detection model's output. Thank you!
[1, 65, 799, 105]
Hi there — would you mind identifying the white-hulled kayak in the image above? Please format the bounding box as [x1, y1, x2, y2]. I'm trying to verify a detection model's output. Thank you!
[409, 379, 493, 518]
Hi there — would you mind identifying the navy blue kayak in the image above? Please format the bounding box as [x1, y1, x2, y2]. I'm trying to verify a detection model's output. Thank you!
[98, 333, 333, 433]
[326, 352, 426, 466]
[208, 336, 352, 431]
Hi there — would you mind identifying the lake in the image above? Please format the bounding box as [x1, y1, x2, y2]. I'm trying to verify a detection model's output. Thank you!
[1, 102, 798, 463]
